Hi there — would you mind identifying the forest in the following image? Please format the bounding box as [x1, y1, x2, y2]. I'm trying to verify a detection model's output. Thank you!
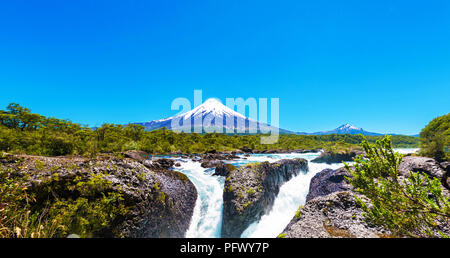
[0, 103, 421, 157]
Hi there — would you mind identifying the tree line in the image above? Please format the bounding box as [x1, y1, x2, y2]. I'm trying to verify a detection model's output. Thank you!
[0, 103, 422, 157]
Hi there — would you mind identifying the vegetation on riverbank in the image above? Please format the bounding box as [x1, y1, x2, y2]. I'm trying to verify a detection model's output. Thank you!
[0, 154, 130, 238]
[0, 103, 447, 238]
[345, 136, 450, 237]
[419, 113, 450, 162]
[0, 103, 419, 157]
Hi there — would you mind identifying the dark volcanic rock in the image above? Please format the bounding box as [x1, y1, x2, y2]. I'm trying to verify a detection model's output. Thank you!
[441, 162, 450, 189]
[1, 154, 197, 238]
[199, 153, 240, 168]
[143, 158, 175, 170]
[282, 155, 450, 238]
[281, 191, 390, 238]
[399, 156, 447, 184]
[201, 153, 239, 161]
[292, 149, 313, 153]
[221, 158, 308, 238]
[213, 163, 237, 177]
[240, 147, 253, 153]
[306, 167, 353, 202]
[201, 159, 224, 168]
[311, 150, 362, 164]
[124, 150, 150, 162]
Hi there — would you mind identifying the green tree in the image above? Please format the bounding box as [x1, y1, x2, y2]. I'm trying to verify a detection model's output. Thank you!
[419, 113, 450, 161]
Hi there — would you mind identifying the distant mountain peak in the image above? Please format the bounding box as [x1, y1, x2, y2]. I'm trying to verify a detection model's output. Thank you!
[337, 123, 362, 131]
[181, 98, 247, 121]
[201, 98, 224, 106]
[309, 123, 382, 136]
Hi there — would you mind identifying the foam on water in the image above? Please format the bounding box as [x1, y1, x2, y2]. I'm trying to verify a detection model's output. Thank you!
[176, 159, 225, 238]
[393, 148, 419, 154]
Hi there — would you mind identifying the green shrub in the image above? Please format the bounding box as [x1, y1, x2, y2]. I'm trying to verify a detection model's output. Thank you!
[419, 113, 449, 161]
[295, 205, 303, 219]
[0, 163, 129, 238]
[345, 135, 450, 237]
[277, 233, 286, 238]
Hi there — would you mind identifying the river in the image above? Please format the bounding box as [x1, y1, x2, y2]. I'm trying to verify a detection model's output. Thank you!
[171, 148, 418, 238]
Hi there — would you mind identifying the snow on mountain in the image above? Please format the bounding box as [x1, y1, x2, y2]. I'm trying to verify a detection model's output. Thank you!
[132, 100, 405, 136]
[135, 98, 293, 134]
[179, 98, 248, 122]
[310, 123, 383, 136]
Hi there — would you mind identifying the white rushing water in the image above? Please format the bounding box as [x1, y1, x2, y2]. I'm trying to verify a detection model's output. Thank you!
[239, 153, 343, 238]
[176, 159, 225, 238]
[393, 148, 420, 154]
[174, 148, 419, 238]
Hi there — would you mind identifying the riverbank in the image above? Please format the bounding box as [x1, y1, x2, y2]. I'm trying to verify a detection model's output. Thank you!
[0, 152, 197, 238]
[0, 147, 423, 238]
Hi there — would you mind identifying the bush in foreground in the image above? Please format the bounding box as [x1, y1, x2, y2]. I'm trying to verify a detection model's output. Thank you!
[345, 136, 450, 237]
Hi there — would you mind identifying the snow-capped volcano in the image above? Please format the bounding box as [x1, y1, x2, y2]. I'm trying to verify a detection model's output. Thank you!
[311, 123, 382, 136]
[177, 98, 248, 122]
[335, 123, 362, 132]
[136, 98, 293, 134]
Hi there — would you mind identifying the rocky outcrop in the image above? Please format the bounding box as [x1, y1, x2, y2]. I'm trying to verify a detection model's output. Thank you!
[124, 150, 150, 162]
[399, 156, 448, 188]
[311, 149, 363, 164]
[199, 153, 240, 168]
[0, 154, 197, 238]
[240, 147, 253, 153]
[441, 162, 450, 189]
[213, 163, 237, 177]
[201, 159, 224, 168]
[292, 149, 322, 154]
[306, 167, 353, 202]
[281, 191, 391, 238]
[283, 155, 450, 238]
[221, 158, 308, 238]
[143, 158, 175, 170]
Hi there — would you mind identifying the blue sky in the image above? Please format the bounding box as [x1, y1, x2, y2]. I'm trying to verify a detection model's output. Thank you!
[0, 0, 449, 135]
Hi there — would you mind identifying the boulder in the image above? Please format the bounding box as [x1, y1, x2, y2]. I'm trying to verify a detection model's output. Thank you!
[311, 149, 362, 164]
[213, 163, 237, 177]
[281, 191, 390, 238]
[199, 153, 240, 167]
[201, 159, 224, 168]
[440, 162, 450, 189]
[306, 167, 353, 202]
[145, 158, 175, 170]
[240, 147, 253, 153]
[399, 156, 446, 184]
[221, 158, 308, 238]
[293, 149, 321, 153]
[124, 150, 150, 162]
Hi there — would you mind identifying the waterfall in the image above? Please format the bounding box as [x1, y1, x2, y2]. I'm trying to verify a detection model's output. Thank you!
[176, 159, 225, 238]
[175, 148, 419, 238]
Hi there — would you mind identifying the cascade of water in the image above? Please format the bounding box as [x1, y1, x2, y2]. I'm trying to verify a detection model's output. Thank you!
[176, 159, 225, 238]
[175, 148, 419, 238]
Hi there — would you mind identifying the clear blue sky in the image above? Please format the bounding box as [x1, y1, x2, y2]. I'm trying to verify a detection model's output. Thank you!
[1, 1, 449, 135]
